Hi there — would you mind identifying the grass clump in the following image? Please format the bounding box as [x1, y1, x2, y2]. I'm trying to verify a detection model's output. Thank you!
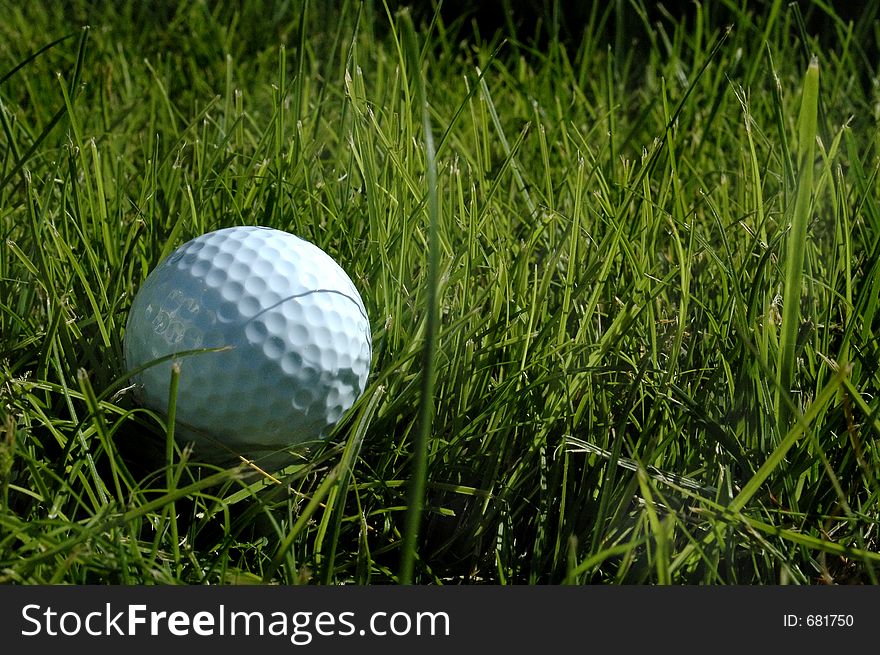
[1, 0, 879, 584]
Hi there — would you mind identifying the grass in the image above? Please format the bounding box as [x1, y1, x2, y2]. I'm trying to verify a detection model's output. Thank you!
[1, 0, 879, 584]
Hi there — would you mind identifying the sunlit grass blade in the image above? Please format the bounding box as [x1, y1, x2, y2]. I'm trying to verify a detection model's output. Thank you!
[732, 363, 847, 514]
[775, 57, 819, 435]
[262, 465, 340, 584]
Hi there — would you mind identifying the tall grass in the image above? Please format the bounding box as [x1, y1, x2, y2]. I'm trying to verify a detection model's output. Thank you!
[1, 0, 878, 584]
[397, 9, 440, 585]
[775, 56, 818, 436]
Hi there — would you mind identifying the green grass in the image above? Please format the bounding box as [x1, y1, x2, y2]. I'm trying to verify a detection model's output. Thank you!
[1, 0, 879, 584]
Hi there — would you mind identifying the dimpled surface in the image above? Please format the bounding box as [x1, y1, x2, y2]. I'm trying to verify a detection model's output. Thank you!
[124, 226, 371, 455]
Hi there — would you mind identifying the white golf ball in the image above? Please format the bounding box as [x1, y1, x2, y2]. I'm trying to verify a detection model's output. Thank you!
[124, 226, 372, 459]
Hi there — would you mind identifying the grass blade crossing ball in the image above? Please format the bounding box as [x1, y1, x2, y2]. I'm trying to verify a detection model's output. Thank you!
[124, 226, 372, 461]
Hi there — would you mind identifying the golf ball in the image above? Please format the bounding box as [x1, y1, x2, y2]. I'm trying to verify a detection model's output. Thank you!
[124, 226, 372, 459]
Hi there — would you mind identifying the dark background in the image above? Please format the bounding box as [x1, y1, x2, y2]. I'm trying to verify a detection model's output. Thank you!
[53, 1, 879, 91]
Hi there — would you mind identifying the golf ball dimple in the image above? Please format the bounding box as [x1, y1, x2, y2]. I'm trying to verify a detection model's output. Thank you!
[124, 226, 372, 458]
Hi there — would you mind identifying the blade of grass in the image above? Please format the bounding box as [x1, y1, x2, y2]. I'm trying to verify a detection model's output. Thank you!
[670, 363, 849, 575]
[636, 466, 671, 584]
[399, 9, 439, 585]
[262, 465, 340, 583]
[318, 384, 385, 583]
[164, 362, 183, 577]
[775, 56, 818, 436]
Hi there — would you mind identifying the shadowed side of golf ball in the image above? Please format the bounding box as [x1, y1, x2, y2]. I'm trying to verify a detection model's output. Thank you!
[124, 226, 372, 459]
